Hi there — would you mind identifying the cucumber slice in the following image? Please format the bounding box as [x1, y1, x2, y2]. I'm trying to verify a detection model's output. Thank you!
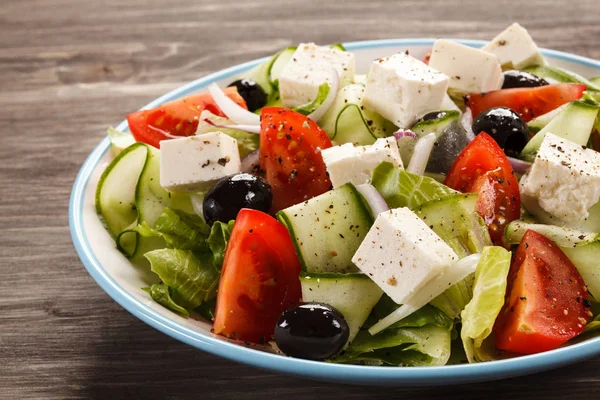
[107, 127, 136, 156]
[241, 56, 275, 98]
[562, 243, 600, 300]
[268, 46, 297, 88]
[410, 110, 468, 174]
[135, 145, 194, 228]
[329, 43, 347, 51]
[523, 65, 600, 92]
[504, 219, 600, 248]
[277, 184, 374, 274]
[96, 143, 149, 245]
[591, 76, 600, 86]
[320, 83, 396, 145]
[526, 103, 568, 134]
[414, 193, 492, 258]
[520, 101, 600, 162]
[301, 273, 383, 345]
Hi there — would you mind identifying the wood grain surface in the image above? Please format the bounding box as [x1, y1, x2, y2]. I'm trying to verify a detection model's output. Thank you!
[2, 0, 600, 398]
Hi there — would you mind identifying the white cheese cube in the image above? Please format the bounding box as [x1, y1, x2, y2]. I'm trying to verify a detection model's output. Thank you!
[363, 53, 449, 128]
[482, 23, 547, 69]
[522, 133, 600, 223]
[160, 132, 241, 192]
[352, 207, 458, 304]
[429, 39, 504, 93]
[321, 137, 403, 188]
[279, 43, 355, 108]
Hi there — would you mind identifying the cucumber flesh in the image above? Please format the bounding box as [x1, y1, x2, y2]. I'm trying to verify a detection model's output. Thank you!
[410, 111, 468, 174]
[526, 103, 568, 134]
[414, 193, 492, 258]
[320, 83, 396, 145]
[277, 184, 374, 274]
[95, 143, 148, 244]
[301, 273, 383, 345]
[523, 65, 600, 92]
[268, 46, 297, 88]
[520, 101, 600, 162]
[504, 219, 600, 248]
[562, 243, 600, 300]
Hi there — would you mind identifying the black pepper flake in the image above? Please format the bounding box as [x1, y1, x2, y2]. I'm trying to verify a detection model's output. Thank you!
[201, 160, 210, 168]
[339, 233, 345, 239]
[583, 299, 592, 308]
[217, 156, 230, 166]
[285, 133, 292, 140]
[520, 296, 527, 301]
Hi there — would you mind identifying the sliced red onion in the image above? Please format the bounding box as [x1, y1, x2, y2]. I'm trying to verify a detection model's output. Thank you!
[241, 149, 260, 173]
[307, 65, 340, 122]
[461, 107, 475, 142]
[208, 83, 260, 126]
[393, 129, 417, 140]
[507, 156, 532, 174]
[202, 118, 260, 134]
[407, 132, 436, 176]
[356, 184, 389, 217]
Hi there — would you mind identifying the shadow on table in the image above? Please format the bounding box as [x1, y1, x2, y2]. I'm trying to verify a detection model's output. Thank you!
[76, 315, 597, 400]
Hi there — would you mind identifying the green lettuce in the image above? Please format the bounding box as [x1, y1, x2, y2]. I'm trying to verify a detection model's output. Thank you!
[460, 246, 511, 362]
[333, 297, 453, 366]
[207, 220, 235, 270]
[292, 83, 330, 116]
[135, 208, 210, 251]
[145, 249, 220, 309]
[143, 283, 189, 317]
[371, 161, 457, 210]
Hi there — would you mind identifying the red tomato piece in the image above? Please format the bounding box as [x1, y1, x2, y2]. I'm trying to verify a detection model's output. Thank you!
[444, 133, 520, 246]
[126, 87, 247, 148]
[466, 83, 586, 122]
[494, 230, 590, 354]
[213, 209, 302, 343]
[423, 51, 431, 65]
[260, 107, 333, 212]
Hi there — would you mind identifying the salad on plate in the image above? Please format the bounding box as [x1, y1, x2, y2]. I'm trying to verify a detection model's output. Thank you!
[96, 23, 600, 366]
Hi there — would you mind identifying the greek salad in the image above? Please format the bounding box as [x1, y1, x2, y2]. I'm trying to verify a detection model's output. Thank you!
[96, 23, 600, 365]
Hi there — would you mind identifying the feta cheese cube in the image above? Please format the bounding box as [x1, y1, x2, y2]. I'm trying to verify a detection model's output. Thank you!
[522, 133, 600, 223]
[160, 131, 241, 192]
[352, 207, 458, 304]
[429, 39, 504, 93]
[279, 43, 355, 108]
[362, 53, 449, 128]
[321, 137, 403, 188]
[482, 23, 547, 69]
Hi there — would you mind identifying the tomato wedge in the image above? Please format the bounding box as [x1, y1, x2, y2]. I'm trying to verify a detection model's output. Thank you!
[213, 209, 302, 343]
[444, 133, 520, 246]
[127, 87, 247, 148]
[494, 230, 590, 354]
[260, 107, 333, 212]
[466, 83, 586, 122]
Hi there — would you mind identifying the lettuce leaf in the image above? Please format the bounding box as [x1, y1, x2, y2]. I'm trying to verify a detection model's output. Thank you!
[143, 283, 189, 317]
[461, 246, 511, 362]
[333, 298, 453, 366]
[371, 161, 457, 210]
[145, 249, 220, 309]
[292, 83, 330, 116]
[207, 220, 235, 270]
[135, 208, 210, 252]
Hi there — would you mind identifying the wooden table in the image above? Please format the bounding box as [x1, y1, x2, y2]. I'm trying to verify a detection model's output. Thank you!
[2, 0, 600, 398]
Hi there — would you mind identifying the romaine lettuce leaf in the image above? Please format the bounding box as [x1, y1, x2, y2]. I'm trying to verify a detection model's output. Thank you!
[143, 283, 189, 317]
[333, 298, 453, 366]
[207, 220, 235, 270]
[461, 246, 511, 362]
[292, 83, 329, 116]
[135, 208, 210, 252]
[145, 249, 220, 309]
[371, 161, 457, 210]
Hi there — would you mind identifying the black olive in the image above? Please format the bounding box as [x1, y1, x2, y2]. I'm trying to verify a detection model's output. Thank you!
[203, 173, 272, 225]
[227, 79, 267, 112]
[472, 107, 530, 157]
[419, 111, 449, 122]
[274, 303, 349, 361]
[502, 70, 549, 89]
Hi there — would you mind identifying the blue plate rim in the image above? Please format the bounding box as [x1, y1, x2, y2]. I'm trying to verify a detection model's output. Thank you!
[70, 38, 600, 386]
